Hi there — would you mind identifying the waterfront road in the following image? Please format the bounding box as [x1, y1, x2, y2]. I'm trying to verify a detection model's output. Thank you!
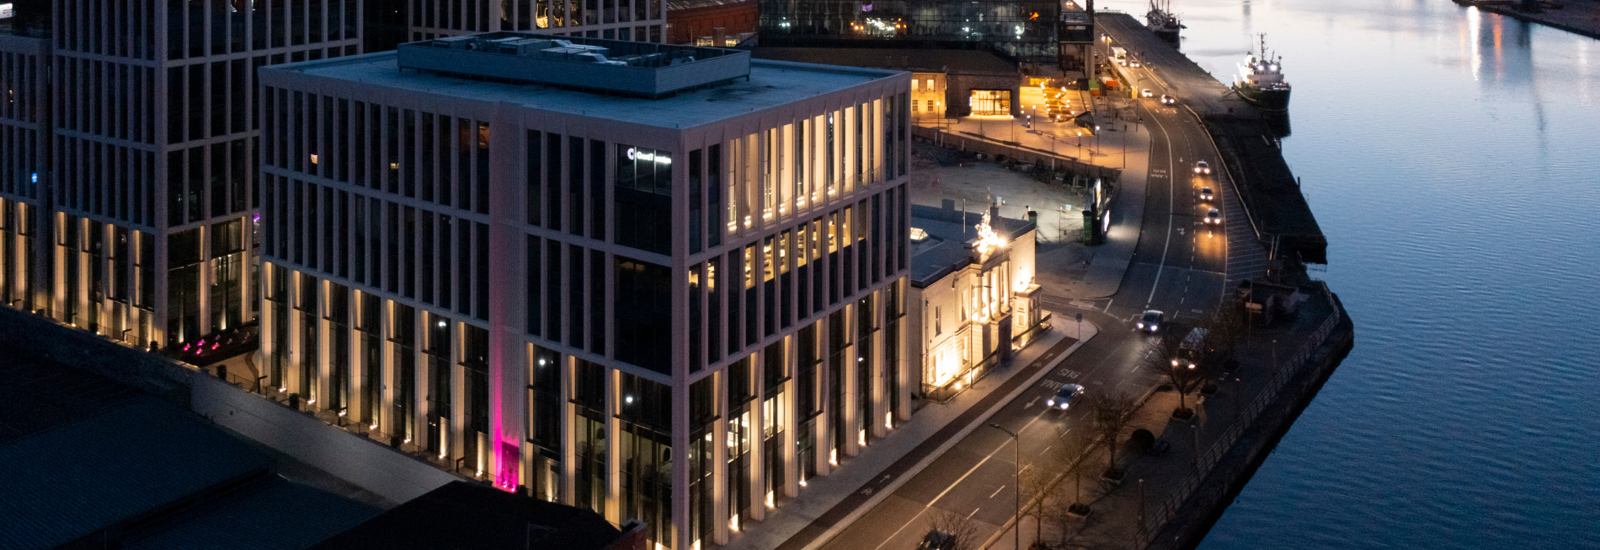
[794, 52, 1264, 550]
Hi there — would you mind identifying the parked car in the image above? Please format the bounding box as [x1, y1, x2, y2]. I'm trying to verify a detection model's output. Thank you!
[1138, 310, 1165, 333]
[1048, 383, 1087, 411]
[1193, 160, 1211, 175]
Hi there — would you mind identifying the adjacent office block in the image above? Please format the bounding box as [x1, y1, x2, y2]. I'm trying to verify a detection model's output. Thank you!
[258, 33, 911, 549]
[0, 1, 363, 349]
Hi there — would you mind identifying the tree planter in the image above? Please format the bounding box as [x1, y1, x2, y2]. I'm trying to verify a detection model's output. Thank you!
[1172, 407, 1195, 419]
[1102, 468, 1125, 484]
[1068, 503, 1093, 518]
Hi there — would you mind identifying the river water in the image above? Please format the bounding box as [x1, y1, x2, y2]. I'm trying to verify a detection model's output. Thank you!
[1102, 0, 1600, 547]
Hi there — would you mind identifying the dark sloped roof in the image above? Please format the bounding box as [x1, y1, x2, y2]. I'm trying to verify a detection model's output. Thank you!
[909, 204, 1036, 286]
[0, 353, 141, 444]
[666, 0, 751, 11]
[122, 482, 381, 550]
[0, 397, 273, 550]
[308, 482, 626, 550]
[753, 47, 1017, 75]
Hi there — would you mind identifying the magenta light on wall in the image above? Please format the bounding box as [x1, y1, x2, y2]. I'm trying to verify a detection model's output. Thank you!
[497, 439, 520, 491]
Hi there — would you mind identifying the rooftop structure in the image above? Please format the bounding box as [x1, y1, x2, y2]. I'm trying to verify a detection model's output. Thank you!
[398, 32, 750, 98]
[280, 50, 888, 129]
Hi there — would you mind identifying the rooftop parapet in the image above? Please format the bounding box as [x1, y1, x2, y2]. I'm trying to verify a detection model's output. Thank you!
[397, 32, 751, 99]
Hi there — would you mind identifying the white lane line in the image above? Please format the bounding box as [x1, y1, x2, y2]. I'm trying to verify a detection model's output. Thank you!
[968, 507, 982, 519]
[1146, 110, 1178, 308]
[990, 485, 1006, 499]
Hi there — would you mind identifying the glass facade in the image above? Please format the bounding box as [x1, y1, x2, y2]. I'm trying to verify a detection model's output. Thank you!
[759, 0, 1064, 64]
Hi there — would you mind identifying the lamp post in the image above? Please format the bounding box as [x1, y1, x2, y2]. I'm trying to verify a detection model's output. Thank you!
[988, 423, 1021, 550]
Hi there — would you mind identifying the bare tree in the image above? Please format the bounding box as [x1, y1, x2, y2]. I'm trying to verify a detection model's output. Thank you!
[1206, 300, 1247, 363]
[926, 508, 980, 550]
[1145, 332, 1202, 418]
[1020, 462, 1055, 543]
[1091, 391, 1138, 481]
[1041, 430, 1095, 546]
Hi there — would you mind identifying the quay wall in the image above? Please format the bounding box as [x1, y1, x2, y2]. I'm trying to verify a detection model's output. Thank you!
[1147, 292, 1356, 550]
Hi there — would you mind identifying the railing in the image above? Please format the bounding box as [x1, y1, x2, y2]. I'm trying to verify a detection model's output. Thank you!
[1137, 283, 1341, 545]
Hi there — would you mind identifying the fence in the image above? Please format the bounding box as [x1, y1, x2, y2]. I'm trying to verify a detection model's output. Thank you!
[1137, 282, 1342, 545]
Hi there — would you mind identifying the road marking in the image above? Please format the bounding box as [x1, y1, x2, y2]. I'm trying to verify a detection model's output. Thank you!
[1025, 396, 1039, 408]
[968, 507, 982, 519]
[1146, 108, 1179, 308]
[870, 419, 1025, 550]
[990, 485, 1006, 499]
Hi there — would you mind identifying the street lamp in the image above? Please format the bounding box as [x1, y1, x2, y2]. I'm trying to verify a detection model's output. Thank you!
[987, 423, 1021, 550]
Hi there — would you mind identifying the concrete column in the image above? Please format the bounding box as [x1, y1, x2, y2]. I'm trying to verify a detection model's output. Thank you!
[560, 356, 578, 505]
[286, 271, 303, 395]
[814, 313, 832, 477]
[783, 333, 800, 498]
[605, 366, 621, 524]
[379, 297, 397, 438]
[672, 375, 692, 550]
[897, 279, 913, 422]
[712, 370, 730, 544]
[871, 289, 888, 439]
[842, 302, 860, 458]
[98, 223, 114, 337]
[451, 332, 467, 468]
[346, 311, 362, 423]
[749, 346, 766, 521]
[315, 281, 331, 408]
[196, 226, 211, 336]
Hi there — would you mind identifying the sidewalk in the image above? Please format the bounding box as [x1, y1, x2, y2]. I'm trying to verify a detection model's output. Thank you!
[720, 316, 1100, 550]
[914, 94, 1153, 304]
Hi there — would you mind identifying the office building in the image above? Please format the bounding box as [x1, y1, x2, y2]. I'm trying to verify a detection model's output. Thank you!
[406, 0, 667, 43]
[757, 0, 1069, 67]
[0, 1, 362, 350]
[257, 33, 912, 549]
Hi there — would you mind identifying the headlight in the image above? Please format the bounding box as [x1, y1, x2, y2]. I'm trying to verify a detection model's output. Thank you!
[1150, 324, 1158, 330]
[1047, 399, 1056, 407]
[1059, 403, 1070, 409]
[1137, 322, 1145, 329]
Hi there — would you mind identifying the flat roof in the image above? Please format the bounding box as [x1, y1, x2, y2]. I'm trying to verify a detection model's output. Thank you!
[273, 53, 902, 129]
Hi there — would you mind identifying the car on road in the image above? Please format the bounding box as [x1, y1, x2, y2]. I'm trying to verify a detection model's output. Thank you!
[1160, 94, 1176, 105]
[1137, 310, 1165, 333]
[918, 530, 955, 550]
[1205, 208, 1222, 225]
[1128, 58, 1142, 68]
[1141, 88, 1154, 98]
[1199, 187, 1214, 201]
[1047, 383, 1087, 411]
[1193, 160, 1211, 175]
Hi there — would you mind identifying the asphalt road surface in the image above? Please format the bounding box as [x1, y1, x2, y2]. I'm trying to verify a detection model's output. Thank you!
[800, 43, 1261, 550]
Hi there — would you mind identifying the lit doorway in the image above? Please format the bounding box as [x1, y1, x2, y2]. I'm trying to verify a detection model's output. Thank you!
[969, 90, 1012, 116]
